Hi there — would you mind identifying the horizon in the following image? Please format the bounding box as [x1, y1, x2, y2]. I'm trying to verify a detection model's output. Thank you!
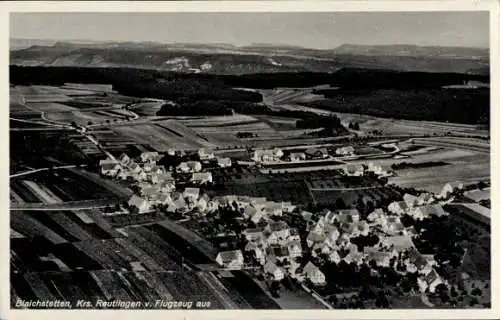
[10, 37, 490, 50]
[10, 12, 490, 50]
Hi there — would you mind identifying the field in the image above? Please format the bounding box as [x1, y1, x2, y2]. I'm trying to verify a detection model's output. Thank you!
[112, 120, 214, 152]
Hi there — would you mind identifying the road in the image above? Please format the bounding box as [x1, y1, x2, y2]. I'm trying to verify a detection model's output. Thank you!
[10, 198, 125, 211]
[10, 164, 86, 179]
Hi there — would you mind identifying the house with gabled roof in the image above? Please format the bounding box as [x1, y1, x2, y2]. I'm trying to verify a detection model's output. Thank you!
[405, 248, 432, 275]
[343, 164, 364, 176]
[216, 250, 244, 269]
[305, 148, 329, 160]
[287, 241, 303, 258]
[411, 204, 448, 220]
[381, 235, 414, 252]
[140, 151, 162, 163]
[367, 208, 385, 224]
[128, 160, 142, 174]
[364, 247, 392, 268]
[416, 193, 434, 205]
[243, 228, 265, 242]
[388, 201, 409, 215]
[198, 148, 215, 161]
[383, 216, 405, 235]
[183, 187, 200, 201]
[216, 157, 232, 168]
[303, 261, 326, 285]
[265, 221, 290, 240]
[191, 172, 213, 185]
[440, 181, 464, 199]
[403, 194, 419, 208]
[417, 269, 445, 293]
[101, 162, 121, 177]
[307, 231, 327, 248]
[266, 245, 290, 264]
[328, 250, 341, 264]
[336, 146, 355, 156]
[245, 242, 265, 265]
[118, 153, 131, 166]
[289, 152, 306, 162]
[128, 195, 151, 213]
[336, 209, 361, 224]
[176, 161, 202, 173]
[264, 260, 285, 281]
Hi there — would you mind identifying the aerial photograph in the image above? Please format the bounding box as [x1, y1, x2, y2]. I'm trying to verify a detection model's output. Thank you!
[9, 11, 490, 310]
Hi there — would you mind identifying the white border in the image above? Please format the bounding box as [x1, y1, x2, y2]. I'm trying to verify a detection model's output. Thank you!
[1, 1, 498, 319]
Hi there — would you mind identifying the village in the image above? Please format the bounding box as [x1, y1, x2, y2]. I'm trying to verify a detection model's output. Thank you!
[97, 144, 488, 308]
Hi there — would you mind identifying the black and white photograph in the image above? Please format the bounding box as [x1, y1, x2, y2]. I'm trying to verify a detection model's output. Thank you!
[5, 3, 497, 316]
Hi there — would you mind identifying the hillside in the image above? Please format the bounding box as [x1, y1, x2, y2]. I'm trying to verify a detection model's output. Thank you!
[9, 40, 489, 75]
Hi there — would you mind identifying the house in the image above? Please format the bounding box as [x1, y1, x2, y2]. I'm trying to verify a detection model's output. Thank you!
[403, 194, 419, 208]
[367, 162, 389, 176]
[266, 245, 290, 264]
[335, 146, 355, 156]
[388, 201, 409, 215]
[198, 148, 215, 160]
[191, 172, 213, 185]
[265, 221, 291, 245]
[303, 261, 326, 285]
[216, 250, 244, 269]
[343, 251, 365, 266]
[101, 162, 120, 177]
[140, 151, 162, 163]
[305, 148, 329, 160]
[340, 222, 359, 237]
[336, 209, 361, 224]
[287, 241, 303, 258]
[155, 193, 172, 206]
[128, 161, 142, 174]
[306, 231, 327, 248]
[152, 172, 174, 185]
[183, 187, 200, 201]
[440, 181, 464, 198]
[364, 248, 392, 267]
[301, 211, 314, 221]
[282, 202, 296, 214]
[128, 195, 151, 213]
[216, 157, 232, 168]
[328, 250, 342, 264]
[343, 164, 364, 176]
[249, 208, 266, 224]
[288, 228, 301, 242]
[245, 242, 265, 265]
[384, 216, 405, 235]
[264, 261, 285, 281]
[406, 248, 432, 275]
[410, 204, 447, 220]
[197, 194, 210, 213]
[176, 161, 202, 173]
[289, 152, 306, 162]
[417, 269, 445, 293]
[206, 200, 219, 214]
[416, 193, 434, 205]
[311, 242, 331, 257]
[140, 186, 160, 201]
[143, 162, 157, 173]
[252, 148, 284, 163]
[118, 153, 131, 166]
[367, 208, 385, 223]
[264, 201, 284, 216]
[381, 235, 414, 251]
[243, 228, 265, 242]
[358, 221, 370, 236]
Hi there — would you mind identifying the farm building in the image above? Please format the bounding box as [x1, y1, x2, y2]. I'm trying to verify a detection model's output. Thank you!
[216, 250, 244, 269]
[302, 261, 326, 285]
[335, 146, 355, 156]
[289, 152, 306, 162]
[367, 162, 390, 176]
[305, 148, 329, 160]
[343, 164, 364, 176]
[216, 157, 232, 168]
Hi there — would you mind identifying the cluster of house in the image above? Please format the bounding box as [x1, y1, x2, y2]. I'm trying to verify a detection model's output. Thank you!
[216, 220, 327, 286]
[252, 145, 360, 165]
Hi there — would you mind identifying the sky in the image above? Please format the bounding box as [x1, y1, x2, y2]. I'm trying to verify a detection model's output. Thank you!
[10, 12, 490, 49]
